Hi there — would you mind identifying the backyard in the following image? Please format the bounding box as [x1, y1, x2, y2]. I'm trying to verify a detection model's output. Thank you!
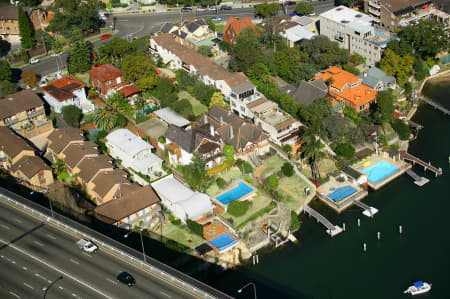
[278, 175, 309, 211]
[222, 194, 272, 229]
[206, 166, 242, 196]
[177, 91, 208, 117]
[161, 222, 204, 249]
[260, 154, 285, 177]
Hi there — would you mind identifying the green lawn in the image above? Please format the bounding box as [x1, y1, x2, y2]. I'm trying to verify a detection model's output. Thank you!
[74, 72, 90, 85]
[261, 155, 285, 177]
[318, 158, 337, 175]
[278, 175, 309, 210]
[161, 223, 204, 249]
[177, 91, 208, 116]
[206, 166, 242, 196]
[215, 24, 225, 33]
[222, 194, 271, 228]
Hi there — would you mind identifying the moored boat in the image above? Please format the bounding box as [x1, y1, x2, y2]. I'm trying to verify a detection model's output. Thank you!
[404, 281, 432, 295]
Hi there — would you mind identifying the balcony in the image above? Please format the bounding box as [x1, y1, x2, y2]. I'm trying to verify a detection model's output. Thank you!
[0, 157, 7, 162]
[368, 1, 380, 9]
[27, 109, 44, 118]
[4, 118, 18, 126]
[369, 8, 381, 17]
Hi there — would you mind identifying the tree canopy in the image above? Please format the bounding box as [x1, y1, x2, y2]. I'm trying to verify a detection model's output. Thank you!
[18, 5, 35, 49]
[0, 59, 12, 82]
[22, 70, 38, 88]
[268, 47, 306, 83]
[181, 152, 212, 192]
[255, 3, 279, 19]
[391, 119, 411, 141]
[334, 143, 355, 160]
[61, 105, 81, 127]
[295, 2, 314, 16]
[230, 28, 264, 73]
[209, 91, 224, 108]
[373, 90, 395, 124]
[121, 55, 158, 90]
[300, 36, 350, 69]
[266, 175, 279, 190]
[223, 145, 235, 162]
[380, 49, 413, 86]
[281, 162, 294, 177]
[67, 41, 91, 74]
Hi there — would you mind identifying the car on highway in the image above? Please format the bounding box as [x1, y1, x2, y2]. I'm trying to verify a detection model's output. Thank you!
[117, 272, 136, 287]
[29, 58, 40, 64]
[208, 6, 217, 11]
[220, 5, 232, 10]
[181, 7, 192, 12]
[100, 34, 112, 40]
[76, 239, 98, 253]
[211, 16, 222, 21]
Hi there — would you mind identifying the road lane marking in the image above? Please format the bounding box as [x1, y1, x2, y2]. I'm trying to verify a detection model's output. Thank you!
[33, 240, 44, 247]
[59, 286, 64, 290]
[24, 282, 34, 289]
[14, 218, 22, 223]
[9, 291, 21, 298]
[0, 239, 111, 298]
[160, 291, 171, 298]
[35, 273, 48, 281]
[72, 293, 77, 297]
[82, 252, 93, 258]
[70, 258, 80, 265]
[22, 266, 27, 270]
[1, 224, 10, 230]
[47, 234, 56, 240]
[106, 278, 117, 285]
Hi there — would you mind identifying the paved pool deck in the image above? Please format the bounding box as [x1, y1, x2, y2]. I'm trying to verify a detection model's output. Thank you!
[212, 179, 257, 212]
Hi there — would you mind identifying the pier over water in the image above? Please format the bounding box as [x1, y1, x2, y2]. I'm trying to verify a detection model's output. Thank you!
[400, 151, 443, 177]
[304, 205, 343, 237]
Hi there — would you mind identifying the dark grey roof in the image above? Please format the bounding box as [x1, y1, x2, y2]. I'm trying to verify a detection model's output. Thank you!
[165, 124, 220, 153]
[231, 81, 256, 94]
[161, 23, 175, 33]
[296, 16, 314, 26]
[185, 22, 200, 33]
[280, 79, 327, 106]
[195, 243, 213, 255]
[358, 67, 396, 89]
[173, 30, 188, 39]
[343, 167, 363, 180]
[0, 6, 18, 20]
[355, 148, 374, 160]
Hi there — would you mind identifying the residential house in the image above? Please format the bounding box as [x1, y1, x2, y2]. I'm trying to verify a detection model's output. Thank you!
[314, 66, 378, 112]
[164, 124, 223, 168]
[343, 166, 368, 186]
[280, 79, 328, 106]
[46, 128, 86, 162]
[151, 174, 214, 223]
[86, 168, 129, 205]
[60, 141, 99, 172]
[222, 16, 259, 44]
[88, 64, 140, 99]
[358, 67, 396, 91]
[94, 185, 161, 229]
[153, 107, 191, 128]
[0, 6, 49, 43]
[199, 105, 270, 156]
[105, 128, 164, 182]
[0, 127, 53, 189]
[291, 16, 317, 33]
[319, 6, 393, 65]
[150, 33, 263, 120]
[0, 90, 53, 140]
[279, 25, 316, 48]
[73, 155, 114, 185]
[42, 76, 94, 114]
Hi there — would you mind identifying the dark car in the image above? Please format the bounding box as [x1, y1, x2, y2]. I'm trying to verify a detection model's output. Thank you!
[117, 272, 136, 287]
[181, 7, 192, 12]
[220, 5, 232, 10]
[286, 1, 297, 5]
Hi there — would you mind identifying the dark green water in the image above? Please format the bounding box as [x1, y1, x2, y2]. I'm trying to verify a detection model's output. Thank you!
[203, 79, 450, 299]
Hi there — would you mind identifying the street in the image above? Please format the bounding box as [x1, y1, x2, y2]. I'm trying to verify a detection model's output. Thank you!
[0, 200, 198, 299]
[21, 1, 334, 76]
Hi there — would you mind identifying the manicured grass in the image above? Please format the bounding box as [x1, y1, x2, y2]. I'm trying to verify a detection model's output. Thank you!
[236, 201, 277, 230]
[215, 24, 225, 33]
[162, 223, 204, 249]
[223, 194, 272, 228]
[74, 72, 90, 85]
[261, 155, 285, 177]
[206, 166, 242, 196]
[177, 91, 208, 116]
[318, 158, 337, 175]
[278, 175, 309, 210]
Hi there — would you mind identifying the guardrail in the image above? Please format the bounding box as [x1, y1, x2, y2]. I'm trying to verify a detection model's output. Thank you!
[0, 186, 232, 299]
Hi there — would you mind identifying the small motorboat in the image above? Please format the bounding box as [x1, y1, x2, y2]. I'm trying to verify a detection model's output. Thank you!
[404, 281, 432, 295]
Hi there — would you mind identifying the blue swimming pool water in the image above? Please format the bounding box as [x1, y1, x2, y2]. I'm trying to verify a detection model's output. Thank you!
[210, 233, 238, 252]
[140, 105, 154, 115]
[216, 182, 253, 205]
[328, 186, 358, 202]
[363, 160, 400, 183]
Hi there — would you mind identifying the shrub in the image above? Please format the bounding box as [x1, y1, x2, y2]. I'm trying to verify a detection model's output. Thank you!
[115, 114, 128, 128]
[392, 119, 411, 140]
[334, 143, 355, 160]
[244, 176, 253, 185]
[216, 177, 227, 188]
[158, 136, 166, 144]
[186, 219, 203, 237]
[61, 105, 81, 127]
[227, 200, 250, 217]
[290, 211, 300, 232]
[281, 162, 294, 177]
[266, 175, 279, 190]
[282, 144, 292, 153]
[235, 159, 254, 174]
[168, 215, 181, 226]
[57, 171, 69, 182]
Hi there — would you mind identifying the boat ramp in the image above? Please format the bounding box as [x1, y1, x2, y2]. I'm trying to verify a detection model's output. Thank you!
[352, 199, 378, 218]
[419, 96, 450, 116]
[304, 205, 343, 237]
[405, 169, 430, 186]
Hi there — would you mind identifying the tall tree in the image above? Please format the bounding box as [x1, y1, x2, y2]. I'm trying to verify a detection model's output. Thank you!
[373, 90, 395, 124]
[268, 48, 305, 83]
[223, 145, 235, 162]
[0, 59, 12, 81]
[67, 41, 91, 74]
[93, 106, 119, 131]
[21, 70, 38, 88]
[61, 105, 81, 127]
[0, 80, 17, 98]
[255, 3, 279, 19]
[380, 49, 413, 86]
[121, 55, 158, 90]
[231, 28, 264, 73]
[295, 2, 314, 16]
[301, 130, 325, 180]
[300, 36, 350, 69]
[181, 152, 212, 192]
[18, 5, 35, 49]
[209, 91, 224, 108]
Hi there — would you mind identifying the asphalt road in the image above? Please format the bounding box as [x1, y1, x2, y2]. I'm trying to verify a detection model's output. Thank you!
[0, 200, 197, 299]
[21, 1, 334, 76]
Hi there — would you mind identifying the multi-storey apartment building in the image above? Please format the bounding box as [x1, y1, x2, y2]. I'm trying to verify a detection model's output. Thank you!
[0, 6, 49, 43]
[319, 6, 392, 66]
[0, 90, 53, 140]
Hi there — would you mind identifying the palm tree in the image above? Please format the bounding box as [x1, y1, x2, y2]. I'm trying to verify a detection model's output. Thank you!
[134, 97, 146, 114]
[301, 130, 325, 180]
[93, 106, 118, 131]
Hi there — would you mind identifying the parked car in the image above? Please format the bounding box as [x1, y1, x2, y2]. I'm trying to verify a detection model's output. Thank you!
[76, 239, 98, 253]
[208, 6, 217, 11]
[117, 272, 136, 287]
[29, 58, 40, 64]
[286, 1, 297, 5]
[197, 6, 207, 11]
[181, 7, 192, 12]
[100, 34, 112, 40]
[220, 5, 232, 10]
[51, 53, 59, 57]
[211, 16, 222, 21]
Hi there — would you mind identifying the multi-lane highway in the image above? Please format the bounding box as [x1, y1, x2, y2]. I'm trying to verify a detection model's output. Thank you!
[0, 198, 201, 299]
[21, 1, 335, 76]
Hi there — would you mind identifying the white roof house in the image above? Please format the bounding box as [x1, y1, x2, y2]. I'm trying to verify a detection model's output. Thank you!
[280, 25, 315, 47]
[105, 129, 164, 183]
[151, 174, 214, 222]
[154, 107, 191, 128]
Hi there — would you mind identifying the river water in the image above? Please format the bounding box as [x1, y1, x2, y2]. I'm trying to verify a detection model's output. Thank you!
[200, 78, 450, 298]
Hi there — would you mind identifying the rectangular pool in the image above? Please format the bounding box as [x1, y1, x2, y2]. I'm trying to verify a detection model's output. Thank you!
[328, 186, 358, 202]
[216, 182, 254, 205]
[363, 160, 400, 183]
[209, 233, 238, 252]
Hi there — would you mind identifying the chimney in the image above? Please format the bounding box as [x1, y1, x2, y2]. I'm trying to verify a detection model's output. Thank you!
[363, 72, 367, 77]
[220, 116, 224, 125]
[229, 126, 234, 139]
[202, 114, 207, 124]
[210, 124, 215, 136]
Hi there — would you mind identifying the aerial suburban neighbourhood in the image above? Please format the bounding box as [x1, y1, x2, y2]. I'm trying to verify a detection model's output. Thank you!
[0, 0, 449, 298]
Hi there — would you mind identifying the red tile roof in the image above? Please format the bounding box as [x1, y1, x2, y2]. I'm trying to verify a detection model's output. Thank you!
[113, 83, 141, 98]
[223, 16, 259, 44]
[88, 64, 123, 82]
[42, 76, 85, 102]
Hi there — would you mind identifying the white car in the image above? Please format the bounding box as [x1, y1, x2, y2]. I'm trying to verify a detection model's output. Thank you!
[29, 58, 40, 64]
[76, 239, 98, 253]
[208, 6, 217, 11]
[211, 16, 222, 21]
[197, 7, 206, 11]
[51, 53, 60, 57]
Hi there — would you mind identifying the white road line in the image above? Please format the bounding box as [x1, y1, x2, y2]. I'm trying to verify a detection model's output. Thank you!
[82, 252, 93, 258]
[59, 286, 64, 290]
[22, 266, 27, 270]
[72, 294, 77, 297]
[160, 291, 172, 298]
[105, 278, 117, 285]
[33, 241, 44, 247]
[0, 239, 111, 298]
[35, 273, 48, 281]
[70, 258, 80, 265]
[24, 282, 34, 289]
[14, 218, 22, 223]
[11, 260, 16, 264]
[9, 291, 21, 298]
[47, 234, 56, 240]
[1, 224, 10, 230]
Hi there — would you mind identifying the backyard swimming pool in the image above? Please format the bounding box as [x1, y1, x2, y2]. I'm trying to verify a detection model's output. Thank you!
[216, 182, 254, 205]
[363, 160, 400, 183]
[328, 186, 358, 202]
[209, 233, 238, 252]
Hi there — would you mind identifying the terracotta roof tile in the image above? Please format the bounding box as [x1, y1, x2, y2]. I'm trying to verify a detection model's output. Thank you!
[42, 76, 85, 102]
[88, 64, 123, 82]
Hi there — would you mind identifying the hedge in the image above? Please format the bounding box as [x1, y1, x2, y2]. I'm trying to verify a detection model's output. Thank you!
[236, 202, 277, 230]
[290, 210, 300, 232]
[227, 200, 250, 217]
[186, 219, 203, 237]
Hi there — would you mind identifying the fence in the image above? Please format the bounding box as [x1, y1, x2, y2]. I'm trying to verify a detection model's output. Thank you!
[0, 186, 232, 299]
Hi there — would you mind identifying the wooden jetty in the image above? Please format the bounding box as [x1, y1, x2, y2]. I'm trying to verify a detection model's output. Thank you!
[352, 200, 378, 218]
[419, 96, 450, 116]
[400, 151, 443, 177]
[304, 205, 343, 237]
[406, 169, 430, 186]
